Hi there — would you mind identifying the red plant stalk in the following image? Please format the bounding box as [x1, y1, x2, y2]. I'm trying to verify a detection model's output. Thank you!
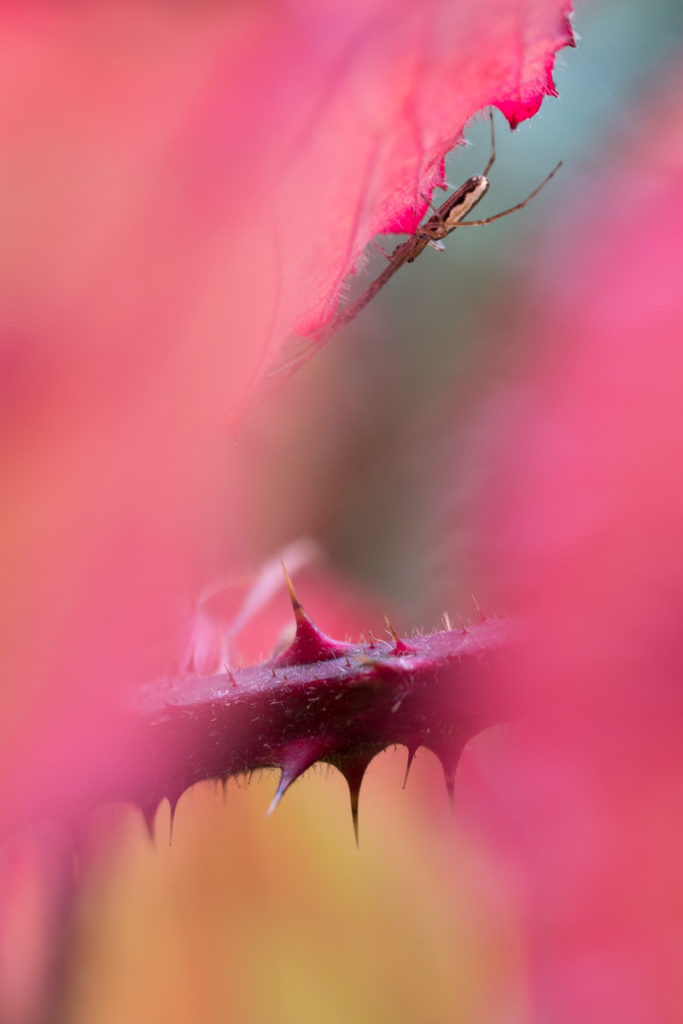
[128, 575, 518, 845]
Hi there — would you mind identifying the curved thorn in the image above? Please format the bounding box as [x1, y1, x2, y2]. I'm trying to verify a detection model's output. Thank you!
[281, 560, 305, 624]
[443, 767, 455, 815]
[383, 615, 417, 656]
[427, 742, 466, 815]
[266, 740, 327, 816]
[402, 746, 418, 789]
[349, 786, 361, 847]
[140, 803, 158, 843]
[266, 771, 289, 817]
[168, 794, 179, 846]
[275, 564, 354, 666]
[334, 753, 377, 848]
[384, 615, 399, 642]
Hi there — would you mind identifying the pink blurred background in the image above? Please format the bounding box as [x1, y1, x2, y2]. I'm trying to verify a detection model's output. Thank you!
[2, 0, 683, 1021]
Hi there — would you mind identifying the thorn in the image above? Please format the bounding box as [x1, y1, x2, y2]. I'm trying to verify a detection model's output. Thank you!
[334, 754, 375, 848]
[367, 631, 376, 648]
[266, 774, 289, 817]
[402, 746, 418, 789]
[384, 615, 417, 656]
[471, 593, 487, 622]
[384, 615, 398, 641]
[350, 787, 361, 847]
[443, 767, 455, 814]
[168, 794, 180, 846]
[276, 563, 355, 666]
[373, 240, 392, 261]
[429, 743, 465, 815]
[441, 611, 453, 632]
[344, 653, 351, 667]
[281, 559, 305, 623]
[140, 803, 158, 843]
[266, 739, 327, 816]
[227, 668, 237, 686]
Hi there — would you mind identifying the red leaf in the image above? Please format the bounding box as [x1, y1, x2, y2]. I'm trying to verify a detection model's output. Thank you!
[0, 0, 573, 835]
[0, 4, 573, 1016]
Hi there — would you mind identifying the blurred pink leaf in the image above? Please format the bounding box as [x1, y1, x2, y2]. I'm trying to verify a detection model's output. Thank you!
[0, 0, 572, 834]
[478, 69, 683, 1024]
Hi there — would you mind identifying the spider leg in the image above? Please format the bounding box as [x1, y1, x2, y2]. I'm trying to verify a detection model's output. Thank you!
[454, 162, 562, 227]
[482, 108, 496, 178]
[420, 191, 440, 216]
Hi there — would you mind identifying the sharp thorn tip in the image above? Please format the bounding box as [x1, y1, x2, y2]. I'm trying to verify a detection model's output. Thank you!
[280, 560, 303, 616]
[266, 783, 284, 817]
[168, 797, 179, 846]
[403, 747, 417, 789]
[350, 790, 360, 847]
[383, 614, 399, 643]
